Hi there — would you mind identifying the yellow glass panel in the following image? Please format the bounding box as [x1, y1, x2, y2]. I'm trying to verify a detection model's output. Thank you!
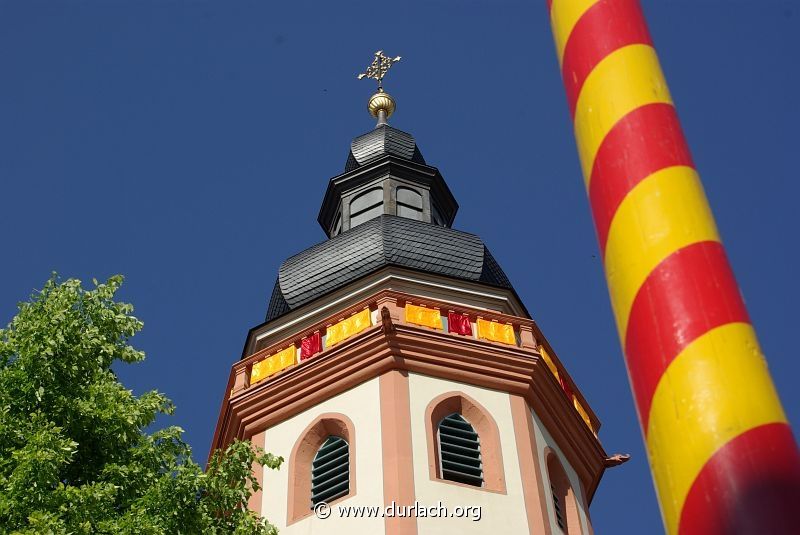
[250, 360, 270, 385]
[274, 345, 296, 369]
[250, 346, 297, 385]
[539, 346, 560, 379]
[405, 303, 442, 329]
[573, 397, 593, 432]
[477, 318, 516, 345]
[326, 309, 372, 347]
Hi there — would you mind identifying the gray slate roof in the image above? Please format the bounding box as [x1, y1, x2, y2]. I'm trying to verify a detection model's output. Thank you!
[345, 125, 425, 172]
[265, 215, 513, 321]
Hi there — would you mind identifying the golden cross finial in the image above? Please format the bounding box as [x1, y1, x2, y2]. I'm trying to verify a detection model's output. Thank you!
[357, 50, 401, 90]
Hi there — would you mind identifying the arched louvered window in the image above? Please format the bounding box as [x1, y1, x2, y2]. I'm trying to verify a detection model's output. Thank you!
[546, 451, 582, 534]
[437, 413, 484, 487]
[310, 436, 350, 507]
[551, 481, 566, 531]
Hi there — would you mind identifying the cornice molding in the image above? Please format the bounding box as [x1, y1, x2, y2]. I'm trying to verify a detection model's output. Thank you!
[212, 318, 608, 501]
[245, 270, 529, 356]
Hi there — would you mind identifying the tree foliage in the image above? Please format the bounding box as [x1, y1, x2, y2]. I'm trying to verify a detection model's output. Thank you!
[0, 275, 282, 534]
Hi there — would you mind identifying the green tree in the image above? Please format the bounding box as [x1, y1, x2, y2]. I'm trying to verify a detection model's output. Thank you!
[0, 275, 282, 534]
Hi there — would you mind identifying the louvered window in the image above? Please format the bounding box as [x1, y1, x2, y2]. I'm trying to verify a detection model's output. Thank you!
[311, 436, 350, 507]
[551, 483, 566, 531]
[437, 413, 483, 487]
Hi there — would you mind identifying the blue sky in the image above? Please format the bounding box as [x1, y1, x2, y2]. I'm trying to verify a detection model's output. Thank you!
[1, 1, 797, 532]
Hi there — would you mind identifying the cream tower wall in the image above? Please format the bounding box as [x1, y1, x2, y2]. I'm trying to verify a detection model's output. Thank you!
[259, 377, 385, 535]
[407, 373, 530, 534]
[255, 371, 594, 535]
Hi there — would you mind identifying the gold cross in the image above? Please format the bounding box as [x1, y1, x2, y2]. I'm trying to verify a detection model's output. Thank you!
[357, 50, 401, 89]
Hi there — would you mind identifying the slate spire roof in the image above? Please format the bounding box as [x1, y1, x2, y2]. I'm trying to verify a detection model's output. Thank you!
[265, 215, 513, 320]
[344, 124, 425, 172]
[263, 114, 518, 322]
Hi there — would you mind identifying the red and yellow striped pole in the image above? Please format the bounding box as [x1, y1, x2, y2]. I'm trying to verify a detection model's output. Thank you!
[545, 1, 800, 532]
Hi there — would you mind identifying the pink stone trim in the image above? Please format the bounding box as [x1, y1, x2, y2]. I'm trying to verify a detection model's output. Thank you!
[247, 431, 266, 515]
[379, 370, 418, 535]
[510, 395, 552, 534]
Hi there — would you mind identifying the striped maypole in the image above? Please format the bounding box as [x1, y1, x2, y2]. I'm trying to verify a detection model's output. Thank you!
[545, 1, 800, 533]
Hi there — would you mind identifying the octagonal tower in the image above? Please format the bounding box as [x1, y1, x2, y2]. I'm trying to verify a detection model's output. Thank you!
[211, 81, 617, 534]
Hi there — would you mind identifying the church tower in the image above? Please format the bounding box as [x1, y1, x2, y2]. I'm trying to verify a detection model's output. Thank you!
[211, 52, 616, 535]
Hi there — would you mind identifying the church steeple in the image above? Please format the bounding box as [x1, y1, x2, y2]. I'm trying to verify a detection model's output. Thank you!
[318, 51, 458, 237]
[213, 54, 610, 535]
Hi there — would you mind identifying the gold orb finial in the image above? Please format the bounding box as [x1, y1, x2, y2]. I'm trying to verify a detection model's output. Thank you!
[358, 51, 401, 125]
[368, 90, 396, 120]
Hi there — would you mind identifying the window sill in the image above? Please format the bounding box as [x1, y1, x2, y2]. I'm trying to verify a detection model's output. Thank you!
[431, 476, 507, 495]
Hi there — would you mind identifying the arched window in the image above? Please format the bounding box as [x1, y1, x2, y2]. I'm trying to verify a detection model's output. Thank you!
[425, 392, 506, 493]
[349, 188, 383, 227]
[311, 436, 350, 506]
[396, 186, 423, 221]
[546, 450, 582, 534]
[287, 414, 356, 524]
[437, 413, 483, 486]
